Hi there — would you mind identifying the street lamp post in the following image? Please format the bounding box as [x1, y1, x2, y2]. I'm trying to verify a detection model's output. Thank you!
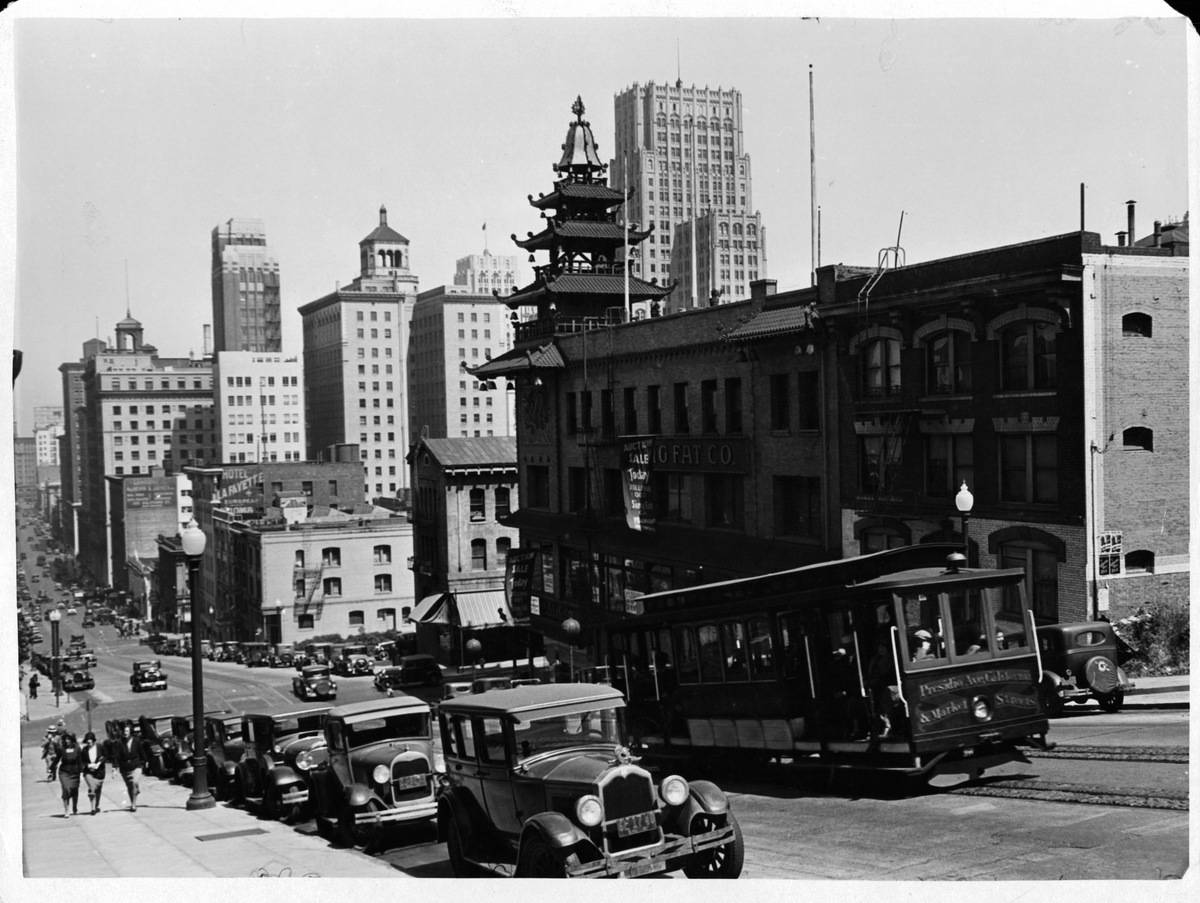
[955, 482, 975, 565]
[465, 638, 482, 681]
[562, 617, 581, 682]
[49, 608, 61, 708]
[181, 520, 215, 811]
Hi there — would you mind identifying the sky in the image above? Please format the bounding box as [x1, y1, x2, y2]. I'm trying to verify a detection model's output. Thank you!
[2, 2, 1193, 436]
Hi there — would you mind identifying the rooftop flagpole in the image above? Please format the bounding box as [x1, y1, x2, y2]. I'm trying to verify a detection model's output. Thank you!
[624, 153, 630, 318]
[809, 63, 817, 287]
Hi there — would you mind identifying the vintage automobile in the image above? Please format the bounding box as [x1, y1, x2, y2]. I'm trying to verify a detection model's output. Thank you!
[293, 664, 338, 701]
[241, 641, 271, 668]
[130, 660, 167, 692]
[62, 669, 95, 692]
[333, 644, 375, 678]
[1037, 621, 1136, 715]
[137, 714, 180, 778]
[167, 709, 238, 783]
[436, 683, 743, 878]
[201, 714, 247, 801]
[374, 654, 442, 692]
[309, 695, 441, 848]
[236, 708, 331, 821]
[267, 646, 296, 669]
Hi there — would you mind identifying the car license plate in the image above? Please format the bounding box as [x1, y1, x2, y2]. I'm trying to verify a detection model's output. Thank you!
[616, 811, 657, 837]
[623, 858, 666, 878]
[394, 773, 426, 790]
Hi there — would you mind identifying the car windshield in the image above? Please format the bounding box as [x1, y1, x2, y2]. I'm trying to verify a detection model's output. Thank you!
[345, 712, 430, 748]
[512, 706, 624, 760]
[276, 712, 326, 736]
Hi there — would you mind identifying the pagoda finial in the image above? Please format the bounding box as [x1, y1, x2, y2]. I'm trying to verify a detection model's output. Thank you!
[572, 96, 585, 121]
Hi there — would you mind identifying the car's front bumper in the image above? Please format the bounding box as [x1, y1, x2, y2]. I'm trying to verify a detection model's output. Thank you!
[354, 799, 438, 826]
[568, 823, 736, 878]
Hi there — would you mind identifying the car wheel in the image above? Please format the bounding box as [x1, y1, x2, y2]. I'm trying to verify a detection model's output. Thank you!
[1098, 691, 1124, 714]
[1038, 683, 1065, 718]
[338, 800, 382, 849]
[517, 835, 572, 878]
[682, 812, 744, 879]
[446, 813, 478, 877]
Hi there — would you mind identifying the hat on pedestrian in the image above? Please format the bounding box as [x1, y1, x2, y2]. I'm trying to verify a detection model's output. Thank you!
[83, 731, 96, 743]
[914, 629, 933, 640]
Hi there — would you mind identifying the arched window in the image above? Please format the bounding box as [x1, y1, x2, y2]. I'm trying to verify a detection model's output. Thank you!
[348, 610, 365, 627]
[925, 330, 972, 394]
[294, 550, 305, 568]
[469, 488, 486, 521]
[854, 517, 911, 554]
[999, 321, 1057, 391]
[1124, 550, 1155, 573]
[321, 547, 341, 567]
[1122, 313, 1152, 337]
[1122, 427, 1153, 451]
[990, 528, 1065, 622]
[496, 536, 512, 564]
[470, 539, 487, 571]
[494, 487, 511, 518]
[862, 337, 902, 397]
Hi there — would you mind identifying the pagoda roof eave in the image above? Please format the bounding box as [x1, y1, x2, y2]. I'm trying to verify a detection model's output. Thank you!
[502, 272, 672, 308]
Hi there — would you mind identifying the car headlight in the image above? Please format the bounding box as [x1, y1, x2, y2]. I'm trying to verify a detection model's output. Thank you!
[971, 696, 993, 721]
[372, 764, 390, 785]
[660, 774, 689, 806]
[575, 795, 603, 827]
[294, 751, 312, 771]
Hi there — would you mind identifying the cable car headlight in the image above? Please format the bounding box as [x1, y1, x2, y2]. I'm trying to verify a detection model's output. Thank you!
[372, 764, 390, 785]
[971, 696, 993, 722]
[575, 794, 603, 827]
[660, 774, 690, 806]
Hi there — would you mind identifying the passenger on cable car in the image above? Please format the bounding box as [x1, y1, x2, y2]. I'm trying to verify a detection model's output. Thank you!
[911, 628, 935, 661]
[865, 635, 899, 738]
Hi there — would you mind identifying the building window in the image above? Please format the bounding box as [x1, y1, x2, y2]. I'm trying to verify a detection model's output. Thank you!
[526, 465, 550, 508]
[1122, 313, 1152, 337]
[860, 526, 907, 554]
[999, 322, 1057, 391]
[348, 609, 364, 626]
[862, 337, 901, 397]
[1124, 550, 1155, 574]
[774, 476, 821, 538]
[494, 487, 511, 518]
[496, 536, 511, 564]
[298, 614, 314, 630]
[623, 387, 638, 434]
[796, 371, 819, 430]
[926, 330, 972, 394]
[323, 577, 342, 597]
[566, 393, 578, 435]
[469, 488, 486, 521]
[998, 542, 1058, 621]
[769, 373, 790, 431]
[601, 388, 615, 436]
[700, 379, 718, 433]
[373, 544, 391, 565]
[647, 385, 662, 433]
[1122, 427, 1153, 452]
[704, 474, 743, 529]
[673, 382, 689, 433]
[321, 547, 341, 567]
[567, 467, 588, 513]
[302, 481, 313, 496]
[1000, 434, 1058, 503]
[725, 377, 743, 433]
[859, 435, 902, 496]
[471, 539, 488, 570]
[374, 574, 393, 593]
[925, 434, 975, 498]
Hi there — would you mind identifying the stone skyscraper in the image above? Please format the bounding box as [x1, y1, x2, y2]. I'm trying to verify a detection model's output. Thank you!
[211, 218, 281, 353]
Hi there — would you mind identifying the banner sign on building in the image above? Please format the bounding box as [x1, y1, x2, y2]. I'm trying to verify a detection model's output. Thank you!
[1097, 531, 1122, 577]
[622, 437, 656, 532]
[505, 548, 539, 623]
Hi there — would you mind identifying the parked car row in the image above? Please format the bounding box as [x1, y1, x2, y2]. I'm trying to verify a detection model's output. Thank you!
[118, 683, 744, 878]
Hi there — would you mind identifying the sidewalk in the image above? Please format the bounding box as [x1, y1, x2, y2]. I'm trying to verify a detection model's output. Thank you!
[1122, 672, 1190, 708]
[18, 743, 406, 878]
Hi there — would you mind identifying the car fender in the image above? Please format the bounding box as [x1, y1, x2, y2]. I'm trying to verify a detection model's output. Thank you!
[436, 785, 483, 842]
[519, 810, 588, 852]
[663, 779, 729, 832]
[268, 764, 303, 790]
[1040, 670, 1068, 690]
[343, 781, 374, 809]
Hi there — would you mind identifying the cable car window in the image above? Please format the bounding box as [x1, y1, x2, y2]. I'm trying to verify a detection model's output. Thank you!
[780, 613, 806, 678]
[899, 592, 947, 664]
[720, 622, 748, 681]
[746, 617, 774, 678]
[676, 626, 700, 684]
[988, 584, 1029, 653]
[948, 588, 990, 658]
[697, 624, 723, 682]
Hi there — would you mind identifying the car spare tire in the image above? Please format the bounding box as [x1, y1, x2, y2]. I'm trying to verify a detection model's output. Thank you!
[1085, 655, 1120, 694]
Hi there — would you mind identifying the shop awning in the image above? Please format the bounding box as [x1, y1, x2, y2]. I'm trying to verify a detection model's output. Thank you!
[451, 590, 512, 628]
[410, 592, 449, 623]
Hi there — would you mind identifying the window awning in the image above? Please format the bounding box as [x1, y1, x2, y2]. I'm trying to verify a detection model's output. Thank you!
[410, 592, 449, 623]
[450, 590, 512, 628]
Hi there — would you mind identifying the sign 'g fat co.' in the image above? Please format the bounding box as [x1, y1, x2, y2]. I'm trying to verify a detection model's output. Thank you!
[650, 438, 748, 473]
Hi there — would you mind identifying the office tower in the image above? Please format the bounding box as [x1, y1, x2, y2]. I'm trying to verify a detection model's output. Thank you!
[408, 283, 515, 443]
[611, 81, 767, 313]
[213, 352, 306, 464]
[300, 205, 420, 501]
[454, 249, 522, 295]
[211, 218, 281, 352]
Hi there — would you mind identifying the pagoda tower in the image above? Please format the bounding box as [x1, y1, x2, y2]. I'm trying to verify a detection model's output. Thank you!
[500, 96, 670, 333]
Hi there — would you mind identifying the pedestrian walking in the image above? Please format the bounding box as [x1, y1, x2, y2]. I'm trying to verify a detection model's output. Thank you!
[41, 720, 65, 780]
[28, 673, 39, 699]
[81, 731, 107, 814]
[55, 732, 84, 818]
[113, 722, 145, 811]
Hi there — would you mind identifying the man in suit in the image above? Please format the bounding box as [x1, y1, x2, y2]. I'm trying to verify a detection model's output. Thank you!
[114, 721, 145, 811]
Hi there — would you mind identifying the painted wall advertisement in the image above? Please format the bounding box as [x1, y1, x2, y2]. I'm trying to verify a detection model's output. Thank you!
[622, 437, 655, 532]
[505, 547, 539, 623]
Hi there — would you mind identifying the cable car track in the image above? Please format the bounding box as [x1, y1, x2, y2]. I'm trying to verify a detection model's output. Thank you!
[948, 776, 1188, 810]
[1024, 744, 1188, 764]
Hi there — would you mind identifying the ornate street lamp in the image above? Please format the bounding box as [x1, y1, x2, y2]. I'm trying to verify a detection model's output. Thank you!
[181, 520, 214, 811]
[955, 482, 975, 565]
[562, 617, 581, 682]
[465, 637, 482, 680]
[48, 608, 61, 708]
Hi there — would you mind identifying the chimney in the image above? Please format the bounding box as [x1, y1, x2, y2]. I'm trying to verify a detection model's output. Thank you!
[1153, 220, 1162, 247]
[750, 278, 777, 300]
[1126, 199, 1136, 247]
[1116, 231, 1127, 247]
